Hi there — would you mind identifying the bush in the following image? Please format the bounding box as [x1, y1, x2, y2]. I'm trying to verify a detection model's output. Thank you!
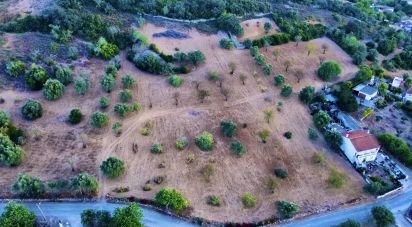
[308, 128, 318, 140]
[94, 37, 119, 59]
[280, 84, 293, 97]
[299, 86, 315, 104]
[21, 99, 42, 120]
[68, 46, 79, 60]
[274, 168, 288, 179]
[313, 110, 331, 130]
[195, 131, 214, 151]
[101, 74, 116, 93]
[230, 140, 246, 156]
[263, 63, 273, 75]
[112, 203, 143, 227]
[74, 77, 90, 95]
[100, 157, 126, 178]
[318, 60, 342, 81]
[208, 70, 220, 81]
[6, 60, 25, 77]
[12, 173, 45, 198]
[283, 131, 292, 139]
[371, 206, 395, 227]
[241, 192, 257, 208]
[216, 13, 243, 36]
[274, 74, 285, 86]
[70, 173, 99, 196]
[312, 151, 326, 165]
[168, 75, 184, 87]
[175, 137, 188, 150]
[150, 143, 163, 154]
[0, 201, 36, 227]
[90, 112, 109, 128]
[220, 119, 237, 137]
[339, 219, 361, 227]
[43, 79, 65, 100]
[155, 187, 189, 212]
[0, 133, 24, 166]
[55, 65, 73, 85]
[250, 46, 259, 57]
[327, 168, 346, 188]
[133, 52, 170, 75]
[219, 38, 235, 49]
[114, 103, 141, 117]
[25, 63, 48, 90]
[121, 74, 136, 89]
[325, 130, 343, 149]
[68, 108, 82, 124]
[276, 200, 299, 219]
[207, 195, 221, 207]
[378, 133, 412, 166]
[187, 50, 206, 66]
[99, 96, 110, 109]
[254, 54, 265, 65]
[119, 89, 133, 103]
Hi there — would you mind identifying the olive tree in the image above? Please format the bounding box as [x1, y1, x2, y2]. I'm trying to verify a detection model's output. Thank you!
[101, 74, 116, 93]
[0, 133, 24, 166]
[90, 112, 109, 128]
[195, 131, 214, 151]
[0, 201, 36, 227]
[276, 200, 299, 219]
[68, 108, 82, 124]
[154, 187, 189, 212]
[318, 60, 342, 81]
[299, 86, 315, 104]
[100, 157, 126, 178]
[70, 173, 99, 196]
[121, 74, 136, 89]
[25, 63, 48, 90]
[112, 203, 143, 227]
[55, 65, 73, 85]
[220, 119, 237, 137]
[6, 60, 25, 77]
[43, 79, 65, 100]
[74, 77, 90, 95]
[12, 173, 45, 198]
[21, 99, 43, 121]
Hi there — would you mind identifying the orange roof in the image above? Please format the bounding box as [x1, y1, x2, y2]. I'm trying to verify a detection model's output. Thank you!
[341, 130, 380, 152]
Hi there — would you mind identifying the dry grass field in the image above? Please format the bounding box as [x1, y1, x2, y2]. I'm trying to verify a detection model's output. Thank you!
[0, 21, 367, 222]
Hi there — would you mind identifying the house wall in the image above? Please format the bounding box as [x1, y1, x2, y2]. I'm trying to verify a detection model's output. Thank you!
[359, 91, 378, 101]
[355, 148, 379, 164]
[340, 137, 379, 166]
[404, 94, 412, 102]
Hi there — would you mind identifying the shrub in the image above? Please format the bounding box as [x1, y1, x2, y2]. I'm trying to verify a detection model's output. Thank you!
[274, 168, 288, 179]
[114, 103, 140, 117]
[195, 131, 214, 151]
[276, 200, 299, 219]
[121, 74, 136, 89]
[378, 134, 412, 166]
[74, 77, 90, 95]
[371, 206, 395, 227]
[207, 195, 221, 207]
[6, 60, 25, 77]
[263, 63, 272, 75]
[312, 151, 326, 165]
[90, 112, 109, 128]
[119, 89, 133, 103]
[230, 140, 246, 156]
[68, 46, 79, 60]
[280, 84, 292, 97]
[70, 173, 99, 196]
[68, 108, 82, 124]
[318, 60, 342, 81]
[208, 70, 220, 81]
[220, 119, 237, 137]
[168, 75, 184, 87]
[308, 128, 318, 140]
[201, 163, 214, 182]
[339, 219, 361, 227]
[328, 168, 346, 188]
[0, 111, 10, 128]
[258, 128, 271, 143]
[12, 173, 45, 197]
[55, 65, 73, 85]
[43, 79, 65, 100]
[0, 133, 24, 166]
[25, 63, 48, 90]
[274, 74, 285, 86]
[364, 181, 386, 196]
[219, 38, 234, 49]
[241, 192, 257, 208]
[250, 46, 259, 57]
[0, 201, 36, 227]
[21, 99, 42, 120]
[99, 96, 110, 109]
[150, 143, 163, 154]
[133, 52, 170, 75]
[299, 86, 315, 104]
[100, 157, 126, 178]
[101, 74, 116, 93]
[267, 176, 278, 193]
[187, 50, 206, 66]
[155, 187, 189, 212]
[216, 13, 243, 36]
[112, 203, 143, 227]
[283, 131, 292, 139]
[325, 130, 343, 149]
[175, 137, 188, 150]
[313, 110, 331, 130]
[254, 54, 265, 65]
[94, 37, 119, 59]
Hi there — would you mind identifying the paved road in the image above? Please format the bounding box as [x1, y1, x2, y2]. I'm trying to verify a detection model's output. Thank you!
[281, 161, 412, 227]
[0, 201, 196, 227]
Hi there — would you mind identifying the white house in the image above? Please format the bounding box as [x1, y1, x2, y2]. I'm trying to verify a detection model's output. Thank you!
[353, 84, 378, 101]
[340, 130, 380, 167]
[391, 76, 403, 88]
[404, 88, 412, 102]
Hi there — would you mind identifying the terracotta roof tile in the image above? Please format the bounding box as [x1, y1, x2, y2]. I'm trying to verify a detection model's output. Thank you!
[341, 130, 380, 152]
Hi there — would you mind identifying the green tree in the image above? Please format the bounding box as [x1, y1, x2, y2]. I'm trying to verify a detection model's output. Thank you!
[21, 99, 42, 121]
[80, 209, 96, 227]
[74, 77, 90, 95]
[299, 86, 315, 104]
[195, 131, 214, 151]
[0, 111, 10, 129]
[155, 187, 189, 212]
[187, 50, 206, 66]
[175, 137, 188, 150]
[68, 108, 82, 124]
[281, 84, 293, 97]
[55, 65, 73, 85]
[99, 96, 110, 109]
[43, 79, 65, 101]
[0, 201, 36, 227]
[216, 13, 243, 36]
[378, 82, 388, 95]
[114, 103, 140, 117]
[112, 203, 143, 227]
[150, 142, 163, 154]
[276, 200, 299, 219]
[274, 74, 285, 86]
[250, 46, 259, 57]
[220, 119, 237, 137]
[255, 54, 265, 65]
[264, 22, 272, 33]
[101, 74, 116, 93]
[355, 65, 374, 83]
[318, 60, 342, 81]
[90, 112, 109, 128]
[94, 37, 119, 59]
[241, 192, 257, 208]
[12, 173, 45, 197]
[6, 60, 25, 77]
[168, 75, 184, 87]
[100, 157, 126, 178]
[313, 110, 331, 129]
[219, 38, 234, 49]
[230, 140, 247, 156]
[25, 63, 48, 90]
[119, 89, 133, 103]
[0, 133, 24, 166]
[70, 173, 99, 196]
[371, 206, 395, 227]
[121, 74, 136, 89]
[263, 63, 273, 75]
[339, 219, 361, 227]
[325, 130, 343, 149]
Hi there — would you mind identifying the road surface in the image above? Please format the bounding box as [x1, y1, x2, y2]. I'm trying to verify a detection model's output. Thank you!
[0, 201, 196, 227]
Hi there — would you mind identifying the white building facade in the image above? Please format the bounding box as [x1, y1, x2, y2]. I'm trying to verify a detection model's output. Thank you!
[340, 130, 380, 167]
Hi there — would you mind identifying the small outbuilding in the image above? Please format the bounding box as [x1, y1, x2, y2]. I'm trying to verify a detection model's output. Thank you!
[353, 84, 378, 101]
